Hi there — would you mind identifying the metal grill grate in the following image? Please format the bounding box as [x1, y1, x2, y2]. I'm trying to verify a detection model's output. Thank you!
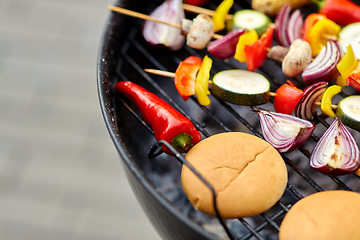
[100, 0, 360, 239]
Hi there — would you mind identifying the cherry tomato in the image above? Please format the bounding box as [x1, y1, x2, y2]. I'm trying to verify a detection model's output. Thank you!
[184, 0, 209, 6]
[273, 84, 304, 115]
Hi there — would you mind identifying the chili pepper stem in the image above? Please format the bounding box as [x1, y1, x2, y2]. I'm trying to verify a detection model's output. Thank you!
[171, 133, 194, 153]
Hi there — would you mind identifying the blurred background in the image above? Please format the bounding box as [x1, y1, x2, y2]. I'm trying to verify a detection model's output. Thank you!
[0, 0, 160, 239]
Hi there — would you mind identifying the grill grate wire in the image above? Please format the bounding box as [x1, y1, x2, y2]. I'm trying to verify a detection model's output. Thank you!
[107, 1, 360, 239]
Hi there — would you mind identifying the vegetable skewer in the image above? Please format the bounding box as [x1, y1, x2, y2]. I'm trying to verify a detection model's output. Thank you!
[182, 3, 233, 20]
[144, 68, 337, 109]
[107, 5, 223, 39]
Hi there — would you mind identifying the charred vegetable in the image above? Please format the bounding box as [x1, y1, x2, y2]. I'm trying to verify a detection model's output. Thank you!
[310, 118, 360, 176]
[255, 108, 316, 153]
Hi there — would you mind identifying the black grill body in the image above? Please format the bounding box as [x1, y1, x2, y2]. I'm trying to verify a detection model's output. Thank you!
[97, 1, 360, 239]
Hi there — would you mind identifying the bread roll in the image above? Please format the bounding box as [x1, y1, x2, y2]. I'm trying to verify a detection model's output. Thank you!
[181, 132, 288, 219]
[279, 190, 360, 240]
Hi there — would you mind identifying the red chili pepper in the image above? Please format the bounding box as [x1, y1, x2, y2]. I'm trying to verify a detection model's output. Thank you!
[273, 83, 304, 115]
[174, 56, 202, 101]
[303, 13, 326, 42]
[244, 26, 274, 72]
[312, 0, 360, 26]
[115, 81, 202, 155]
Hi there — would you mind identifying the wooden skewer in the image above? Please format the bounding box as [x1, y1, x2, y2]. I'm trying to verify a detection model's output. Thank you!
[182, 3, 233, 20]
[145, 69, 338, 110]
[107, 5, 223, 39]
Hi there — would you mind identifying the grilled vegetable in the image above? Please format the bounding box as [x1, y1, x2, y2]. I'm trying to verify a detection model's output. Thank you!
[310, 117, 360, 176]
[142, 0, 185, 50]
[186, 14, 214, 50]
[244, 26, 274, 71]
[254, 108, 315, 153]
[115, 81, 202, 155]
[211, 69, 270, 106]
[234, 29, 258, 63]
[338, 22, 360, 61]
[207, 28, 246, 60]
[308, 18, 340, 57]
[273, 83, 304, 115]
[282, 39, 312, 77]
[251, 0, 310, 17]
[320, 85, 341, 118]
[195, 55, 212, 105]
[348, 61, 360, 92]
[232, 9, 272, 36]
[313, 0, 360, 26]
[275, 4, 304, 47]
[267, 46, 289, 62]
[212, 0, 233, 32]
[174, 56, 202, 101]
[336, 96, 360, 132]
[336, 45, 357, 87]
[303, 13, 326, 43]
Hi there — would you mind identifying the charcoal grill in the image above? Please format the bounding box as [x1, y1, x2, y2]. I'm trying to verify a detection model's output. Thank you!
[97, 0, 360, 239]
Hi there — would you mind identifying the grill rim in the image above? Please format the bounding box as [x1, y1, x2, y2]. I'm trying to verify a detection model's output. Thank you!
[97, 1, 222, 239]
[97, 0, 360, 239]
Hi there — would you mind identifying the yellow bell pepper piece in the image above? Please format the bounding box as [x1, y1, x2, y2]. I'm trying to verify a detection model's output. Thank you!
[234, 29, 258, 63]
[320, 85, 342, 118]
[308, 18, 341, 57]
[195, 55, 212, 105]
[212, 0, 234, 32]
[336, 44, 358, 87]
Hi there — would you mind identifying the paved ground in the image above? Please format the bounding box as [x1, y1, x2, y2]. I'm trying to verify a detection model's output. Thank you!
[0, 0, 160, 239]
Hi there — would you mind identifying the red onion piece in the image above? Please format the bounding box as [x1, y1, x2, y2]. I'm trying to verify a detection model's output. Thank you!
[255, 108, 316, 153]
[302, 40, 341, 85]
[207, 28, 246, 60]
[294, 81, 328, 120]
[142, 0, 185, 51]
[275, 3, 291, 47]
[310, 118, 360, 176]
[286, 9, 303, 44]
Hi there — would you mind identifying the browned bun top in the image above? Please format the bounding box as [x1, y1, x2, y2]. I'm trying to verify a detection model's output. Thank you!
[279, 190, 360, 240]
[181, 132, 288, 219]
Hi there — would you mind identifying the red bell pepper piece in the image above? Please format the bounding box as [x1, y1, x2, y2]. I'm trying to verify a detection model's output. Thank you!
[303, 13, 326, 42]
[174, 56, 202, 101]
[312, 0, 360, 26]
[115, 81, 202, 155]
[273, 83, 304, 115]
[244, 26, 274, 72]
[183, 0, 209, 6]
[348, 62, 360, 92]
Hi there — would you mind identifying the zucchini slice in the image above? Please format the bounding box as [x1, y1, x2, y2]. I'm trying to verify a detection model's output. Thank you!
[338, 22, 360, 60]
[233, 9, 272, 36]
[336, 96, 360, 132]
[211, 69, 270, 106]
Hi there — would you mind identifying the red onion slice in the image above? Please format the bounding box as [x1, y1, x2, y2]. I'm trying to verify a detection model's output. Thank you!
[275, 3, 291, 47]
[286, 9, 303, 44]
[207, 28, 246, 60]
[142, 0, 185, 51]
[302, 40, 341, 85]
[255, 108, 316, 153]
[294, 81, 328, 120]
[310, 118, 360, 176]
